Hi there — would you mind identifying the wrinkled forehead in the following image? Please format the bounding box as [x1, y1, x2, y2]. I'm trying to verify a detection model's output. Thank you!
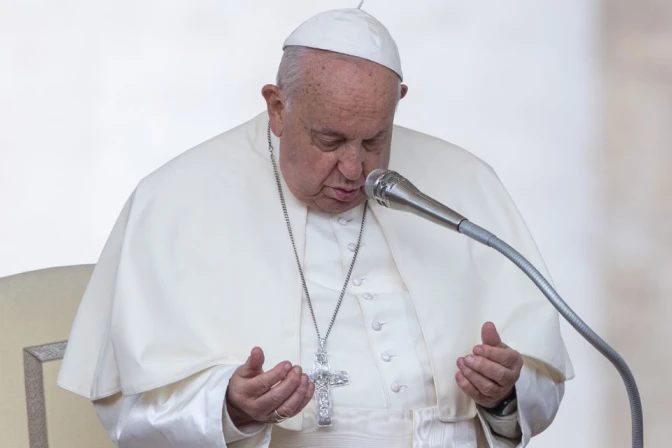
[299, 57, 397, 116]
[302, 49, 400, 87]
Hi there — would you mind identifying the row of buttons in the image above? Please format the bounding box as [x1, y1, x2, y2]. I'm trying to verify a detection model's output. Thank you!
[338, 213, 407, 396]
[340, 215, 360, 254]
[340, 214, 364, 286]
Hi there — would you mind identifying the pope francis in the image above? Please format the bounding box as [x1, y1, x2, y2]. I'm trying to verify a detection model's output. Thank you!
[58, 6, 574, 448]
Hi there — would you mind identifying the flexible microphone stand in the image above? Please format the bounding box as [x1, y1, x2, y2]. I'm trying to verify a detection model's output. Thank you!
[367, 169, 644, 448]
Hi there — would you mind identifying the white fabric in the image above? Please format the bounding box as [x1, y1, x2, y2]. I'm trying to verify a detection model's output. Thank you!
[94, 366, 270, 447]
[93, 362, 560, 447]
[515, 359, 565, 446]
[283, 7, 403, 80]
[91, 186, 565, 447]
[299, 201, 433, 410]
[58, 111, 573, 430]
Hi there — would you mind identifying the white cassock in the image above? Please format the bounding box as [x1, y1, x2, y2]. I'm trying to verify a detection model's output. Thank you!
[58, 112, 574, 447]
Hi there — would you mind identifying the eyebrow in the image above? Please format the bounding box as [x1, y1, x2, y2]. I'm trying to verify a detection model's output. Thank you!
[311, 127, 390, 140]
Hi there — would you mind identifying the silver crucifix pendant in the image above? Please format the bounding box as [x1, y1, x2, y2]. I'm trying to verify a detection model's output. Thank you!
[306, 339, 350, 427]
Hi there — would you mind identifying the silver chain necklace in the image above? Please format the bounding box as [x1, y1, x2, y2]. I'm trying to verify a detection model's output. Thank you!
[267, 122, 366, 426]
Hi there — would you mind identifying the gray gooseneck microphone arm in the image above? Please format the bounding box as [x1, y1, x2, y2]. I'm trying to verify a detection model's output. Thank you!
[365, 168, 643, 448]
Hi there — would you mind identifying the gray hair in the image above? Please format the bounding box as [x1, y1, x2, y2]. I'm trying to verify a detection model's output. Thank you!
[276, 46, 402, 110]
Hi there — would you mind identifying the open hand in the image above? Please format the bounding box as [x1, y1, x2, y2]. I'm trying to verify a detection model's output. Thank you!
[455, 322, 523, 408]
[226, 347, 315, 426]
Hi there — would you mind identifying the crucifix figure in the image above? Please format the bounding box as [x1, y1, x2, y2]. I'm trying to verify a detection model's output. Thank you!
[306, 340, 350, 427]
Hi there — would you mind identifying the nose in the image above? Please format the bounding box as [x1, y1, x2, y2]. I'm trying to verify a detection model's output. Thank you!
[338, 144, 364, 181]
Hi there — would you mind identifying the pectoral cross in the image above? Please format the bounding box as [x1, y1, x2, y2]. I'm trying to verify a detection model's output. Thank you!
[306, 341, 350, 427]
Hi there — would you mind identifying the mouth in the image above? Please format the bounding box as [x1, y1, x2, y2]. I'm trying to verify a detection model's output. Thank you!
[332, 187, 361, 202]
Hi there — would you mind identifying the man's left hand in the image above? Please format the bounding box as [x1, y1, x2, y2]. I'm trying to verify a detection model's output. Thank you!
[455, 321, 523, 409]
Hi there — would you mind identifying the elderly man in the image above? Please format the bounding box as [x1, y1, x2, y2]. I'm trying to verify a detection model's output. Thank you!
[58, 6, 573, 448]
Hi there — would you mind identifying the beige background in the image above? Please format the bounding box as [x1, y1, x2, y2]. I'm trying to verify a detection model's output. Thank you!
[1, 0, 669, 446]
[603, 0, 672, 445]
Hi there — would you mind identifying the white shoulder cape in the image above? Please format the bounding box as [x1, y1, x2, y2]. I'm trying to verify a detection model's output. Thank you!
[58, 112, 573, 430]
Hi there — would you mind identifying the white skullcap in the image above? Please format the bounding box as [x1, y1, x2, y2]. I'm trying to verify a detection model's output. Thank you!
[283, 7, 403, 80]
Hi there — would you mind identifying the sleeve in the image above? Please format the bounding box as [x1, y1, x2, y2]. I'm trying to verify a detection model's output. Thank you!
[479, 407, 521, 442]
[93, 365, 273, 448]
[476, 357, 565, 447]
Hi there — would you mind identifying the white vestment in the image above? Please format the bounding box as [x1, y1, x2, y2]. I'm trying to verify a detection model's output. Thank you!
[58, 112, 573, 447]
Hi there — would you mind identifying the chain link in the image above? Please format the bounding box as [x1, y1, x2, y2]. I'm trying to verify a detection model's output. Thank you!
[267, 122, 367, 345]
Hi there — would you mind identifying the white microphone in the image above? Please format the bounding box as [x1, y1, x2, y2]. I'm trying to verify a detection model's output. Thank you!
[364, 168, 643, 448]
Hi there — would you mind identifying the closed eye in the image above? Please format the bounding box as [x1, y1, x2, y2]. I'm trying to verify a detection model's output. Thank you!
[314, 136, 344, 151]
[363, 138, 383, 151]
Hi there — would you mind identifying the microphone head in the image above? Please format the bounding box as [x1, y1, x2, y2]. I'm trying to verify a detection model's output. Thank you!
[365, 168, 467, 229]
[365, 168, 389, 200]
[365, 168, 411, 208]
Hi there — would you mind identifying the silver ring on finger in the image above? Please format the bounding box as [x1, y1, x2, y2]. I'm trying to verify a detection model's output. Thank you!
[272, 409, 289, 423]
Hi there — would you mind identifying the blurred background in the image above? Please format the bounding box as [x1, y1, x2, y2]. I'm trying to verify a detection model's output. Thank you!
[0, 0, 669, 446]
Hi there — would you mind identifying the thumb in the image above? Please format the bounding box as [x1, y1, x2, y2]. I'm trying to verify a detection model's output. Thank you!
[481, 322, 505, 347]
[237, 347, 265, 378]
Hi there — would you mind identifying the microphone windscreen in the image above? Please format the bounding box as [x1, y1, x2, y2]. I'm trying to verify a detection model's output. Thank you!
[365, 168, 389, 199]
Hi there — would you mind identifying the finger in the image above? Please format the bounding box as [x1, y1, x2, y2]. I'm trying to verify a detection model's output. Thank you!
[481, 322, 505, 348]
[473, 345, 523, 370]
[257, 365, 303, 410]
[275, 374, 310, 417]
[457, 357, 503, 398]
[298, 380, 315, 411]
[237, 347, 266, 378]
[243, 361, 292, 397]
[455, 371, 486, 402]
[463, 355, 517, 387]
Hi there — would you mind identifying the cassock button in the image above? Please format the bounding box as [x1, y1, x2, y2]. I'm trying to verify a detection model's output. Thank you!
[352, 277, 363, 287]
[391, 382, 401, 393]
[347, 243, 357, 252]
[338, 217, 348, 226]
[381, 352, 392, 362]
[372, 321, 382, 331]
[363, 293, 374, 300]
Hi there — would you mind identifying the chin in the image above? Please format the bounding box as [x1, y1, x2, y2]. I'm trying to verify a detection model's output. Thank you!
[314, 195, 365, 214]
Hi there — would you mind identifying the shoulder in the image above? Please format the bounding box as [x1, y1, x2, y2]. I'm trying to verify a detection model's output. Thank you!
[390, 123, 525, 236]
[391, 123, 498, 185]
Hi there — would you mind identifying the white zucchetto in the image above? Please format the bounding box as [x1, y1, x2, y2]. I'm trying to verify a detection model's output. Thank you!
[283, 7, 403, 80]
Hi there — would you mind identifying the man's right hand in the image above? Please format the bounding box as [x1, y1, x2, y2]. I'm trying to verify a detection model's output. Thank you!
[225, 347, 315, 426]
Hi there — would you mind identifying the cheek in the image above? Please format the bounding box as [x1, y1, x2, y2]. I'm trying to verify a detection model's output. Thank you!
[313, 156, 339, 176]
[282, 143, 338, 194]
[281, 131, 312, 171]
[289, 143, 330, 173]
[303, 157, 340, 193]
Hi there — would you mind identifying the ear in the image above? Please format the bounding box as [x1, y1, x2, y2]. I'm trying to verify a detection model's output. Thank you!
[261, 84, 286, 137]
[400, 84, 409, 99]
